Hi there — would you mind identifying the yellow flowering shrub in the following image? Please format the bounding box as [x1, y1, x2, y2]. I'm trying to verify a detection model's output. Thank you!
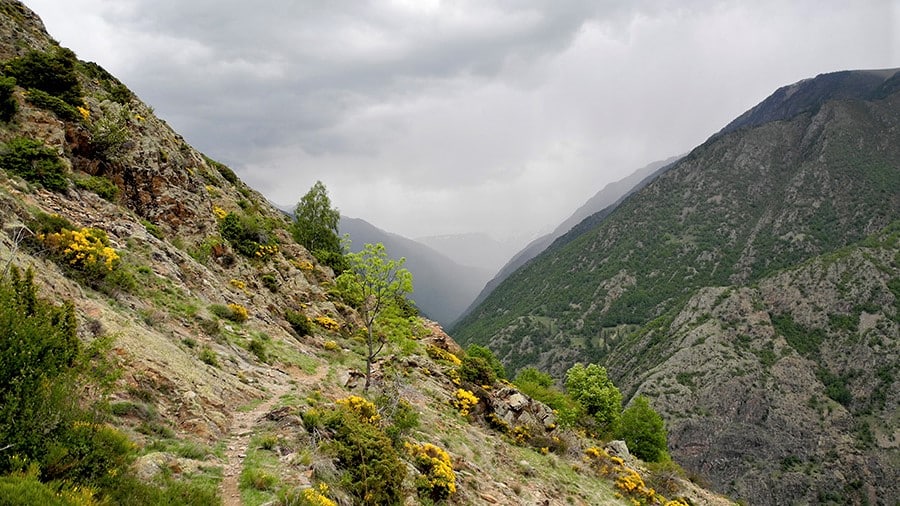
[336, 395, 380, 424]
[584, 446, 666, 505]
[229, 279, 246, 290]
[293, 259, 315, 271]
[255, 243, 278, 258]
[426, 344, 462, 366]
[39, 227, 120, 272]
[406, 442, 456, 501]
[212, 205, 228, 219]
[452, 388, 478, 416]
[313, 315, 341, 332]
[76, 105, 90, 121]
[323, 340, 340, 351]
[228, 303, 249, 323]
[296, 483, 336, 506]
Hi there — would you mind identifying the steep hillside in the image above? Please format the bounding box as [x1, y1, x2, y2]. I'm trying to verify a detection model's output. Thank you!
[0, 2, 734, 505]
[458, 156, 679, 324]
[455, 68, 900, 376]
[340, 216, 492, 326]
[453, 68, 899, 504]
[613, 224, 899, 504]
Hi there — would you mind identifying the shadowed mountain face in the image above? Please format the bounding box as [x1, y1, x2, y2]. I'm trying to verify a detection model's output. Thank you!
[455, 156, 681, 325]
[340, 216, 492, 327]
[453, 68, 900, 504]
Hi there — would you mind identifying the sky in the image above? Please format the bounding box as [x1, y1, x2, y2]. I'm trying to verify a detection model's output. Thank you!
[24, 0, 899, 244]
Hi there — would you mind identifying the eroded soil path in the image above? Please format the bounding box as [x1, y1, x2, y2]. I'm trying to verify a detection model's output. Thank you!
[219, 365, 327, 506]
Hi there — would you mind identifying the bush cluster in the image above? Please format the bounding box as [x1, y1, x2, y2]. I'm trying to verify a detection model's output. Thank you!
[320, 397, 406, 505]
[406, 442, 456, 501]
[218, 211, 278, 259]
[0, 137, 67, 191]
[0, 76, 16, 122]
[75, 174, 119, 201]
[3, 48, 82, 107]
[285, 309, 312, 336]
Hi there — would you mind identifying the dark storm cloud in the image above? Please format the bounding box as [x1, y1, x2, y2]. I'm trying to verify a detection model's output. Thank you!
[26, 0, 900, 240]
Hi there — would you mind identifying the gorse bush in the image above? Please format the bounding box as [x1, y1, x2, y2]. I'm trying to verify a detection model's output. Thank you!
[322, 398, 406, 505]
[0, 137, 67, 191]
[406, 442, 456, 501]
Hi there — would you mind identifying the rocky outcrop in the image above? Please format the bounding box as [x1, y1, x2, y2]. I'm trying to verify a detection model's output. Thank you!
[610, 230, 899, 504]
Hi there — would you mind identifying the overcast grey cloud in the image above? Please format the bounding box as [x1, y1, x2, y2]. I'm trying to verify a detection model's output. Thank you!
[25, 0, 899, 243]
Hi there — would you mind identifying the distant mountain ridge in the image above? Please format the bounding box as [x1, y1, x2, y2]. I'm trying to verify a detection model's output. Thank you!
[455, 155, 680, 325]
[340, 216, 492, 326]
[453, 68, 900, 504]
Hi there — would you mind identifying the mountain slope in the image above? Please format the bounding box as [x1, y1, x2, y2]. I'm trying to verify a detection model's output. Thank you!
[340, 216, 492, 326]
[452, 68, 900, 504]
[458, 156, 680, 324]
[455, 68, 900, 376]
[614, 224, 899, 504]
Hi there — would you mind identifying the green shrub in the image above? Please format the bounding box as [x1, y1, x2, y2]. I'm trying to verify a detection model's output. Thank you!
[465, 343, 506, 379]
[615, 395, 669, 463]
[0, 137, 67, 191]
[90, 102, 130, 159]
[75, 174, 119, 201]
[0, 475, 70, 506]
[24, 88, 78, 120]
[43, 421, 135, 484]
[286, 309, 312, 336]
[248, 337, 268, 362]
[0, 269, 80, 469]
[322, 402, 406, 505]
[31, 211, 74, 234]
[218, 211, 276, 258]
[204, 155, 239, 185]
[458, 355, 497, 386]
[261, 273, 278, 292]
[0, 76, 17, 122]
[199, 346, 218, 367]
[4, 48, 82, 106]
[141, 219, 163, 239]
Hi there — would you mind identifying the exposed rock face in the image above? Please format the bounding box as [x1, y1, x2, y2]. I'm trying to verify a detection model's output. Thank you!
[611, 231, 899, 504]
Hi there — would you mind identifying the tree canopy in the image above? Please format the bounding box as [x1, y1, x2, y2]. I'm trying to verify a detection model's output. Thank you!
[565, 363, 622, 432]
[616, 395, 668, 462]
[336, 242, 413, 390]
[292, 181, 343, 269]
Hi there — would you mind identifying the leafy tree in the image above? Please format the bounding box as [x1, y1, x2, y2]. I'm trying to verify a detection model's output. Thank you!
[465, 343, 506, 380]
[565, 363, 622, 432]
[292, 181, 344, 270]
[336, 243, 413, 390]
[616, 395, 669, 462]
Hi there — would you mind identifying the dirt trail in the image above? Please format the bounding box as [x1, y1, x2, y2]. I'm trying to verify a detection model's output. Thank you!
[219, 365, 327, 506]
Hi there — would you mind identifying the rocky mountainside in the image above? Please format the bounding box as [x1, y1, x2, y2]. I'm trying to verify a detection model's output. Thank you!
[0, 2, 734, 505]
[340, 216, 492, 326]
[454, 69, 899, 504]
[457, 156, 680, 325]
